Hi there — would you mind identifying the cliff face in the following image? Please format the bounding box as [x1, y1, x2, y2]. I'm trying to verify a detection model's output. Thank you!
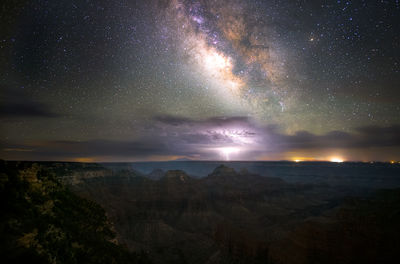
[69, 164, 360, 264]
[58, 169, 113, 185]
[269, 189, 400, 264]
[11, 161, 398, 264]
[0, 161, 150, 264]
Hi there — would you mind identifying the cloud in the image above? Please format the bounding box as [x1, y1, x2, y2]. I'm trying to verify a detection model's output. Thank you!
[153, 116, 400, 158]
[0, 101, 60, 118]
[0, 139, 171, 161]
[154, 115, 252, 127]
[0, 86, 60, 119]
[154, 115, 193, 126]
[1, 115, 399, 161]
[272, 125, 400, 150]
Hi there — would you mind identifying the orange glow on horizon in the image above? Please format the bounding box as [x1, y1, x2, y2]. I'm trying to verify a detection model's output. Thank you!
[329, 157, 344, 163]
[73, 157, 96, 163]
[291, 157, 317, 162]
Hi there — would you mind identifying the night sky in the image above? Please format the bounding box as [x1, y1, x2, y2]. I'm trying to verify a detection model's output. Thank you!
[1, 0, 399, 162]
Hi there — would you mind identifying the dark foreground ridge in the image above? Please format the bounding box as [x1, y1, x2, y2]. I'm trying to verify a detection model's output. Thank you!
[1, 161, 400, 264]
[0, 161, 151, 264]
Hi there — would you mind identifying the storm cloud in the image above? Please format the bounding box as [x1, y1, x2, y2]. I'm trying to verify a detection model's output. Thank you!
[2, 115, 399, 161]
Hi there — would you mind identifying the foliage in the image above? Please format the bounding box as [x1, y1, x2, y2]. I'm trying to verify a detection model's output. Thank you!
[0, 160, 151, 264]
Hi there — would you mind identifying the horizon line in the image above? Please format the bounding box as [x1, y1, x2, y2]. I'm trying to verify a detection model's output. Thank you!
[2, 159, 398, 164]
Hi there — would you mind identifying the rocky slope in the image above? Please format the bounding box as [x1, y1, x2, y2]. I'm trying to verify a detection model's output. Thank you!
[269, 188, 400, 264]
[10, 161, 398, 264]
[70, 164, 362, 263]
[0, 161, 150, 264]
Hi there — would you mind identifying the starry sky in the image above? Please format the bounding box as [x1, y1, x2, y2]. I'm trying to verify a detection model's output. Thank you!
[1, 0, 399, 162]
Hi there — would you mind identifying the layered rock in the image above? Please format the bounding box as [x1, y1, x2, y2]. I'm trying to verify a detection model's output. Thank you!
[68, 164, 350, 263]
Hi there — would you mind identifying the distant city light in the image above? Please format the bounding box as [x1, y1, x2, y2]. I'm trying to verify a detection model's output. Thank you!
[330, 157, 344, 163]
[291, 157, 316, 162]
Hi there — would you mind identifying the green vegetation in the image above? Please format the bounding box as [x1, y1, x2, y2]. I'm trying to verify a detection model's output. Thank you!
[0, 161, 150, 264]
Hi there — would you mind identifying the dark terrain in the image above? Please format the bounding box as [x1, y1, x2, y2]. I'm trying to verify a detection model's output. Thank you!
[2, 161, 400, 263]
[0, 161, 150, 264]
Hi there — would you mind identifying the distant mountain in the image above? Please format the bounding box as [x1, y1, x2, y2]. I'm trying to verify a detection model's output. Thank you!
[172, 157, 194, 161]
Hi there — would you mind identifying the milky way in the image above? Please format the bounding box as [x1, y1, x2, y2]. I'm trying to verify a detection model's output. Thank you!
[158, 0, 289, 118]
[1, 0, 399, 161]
